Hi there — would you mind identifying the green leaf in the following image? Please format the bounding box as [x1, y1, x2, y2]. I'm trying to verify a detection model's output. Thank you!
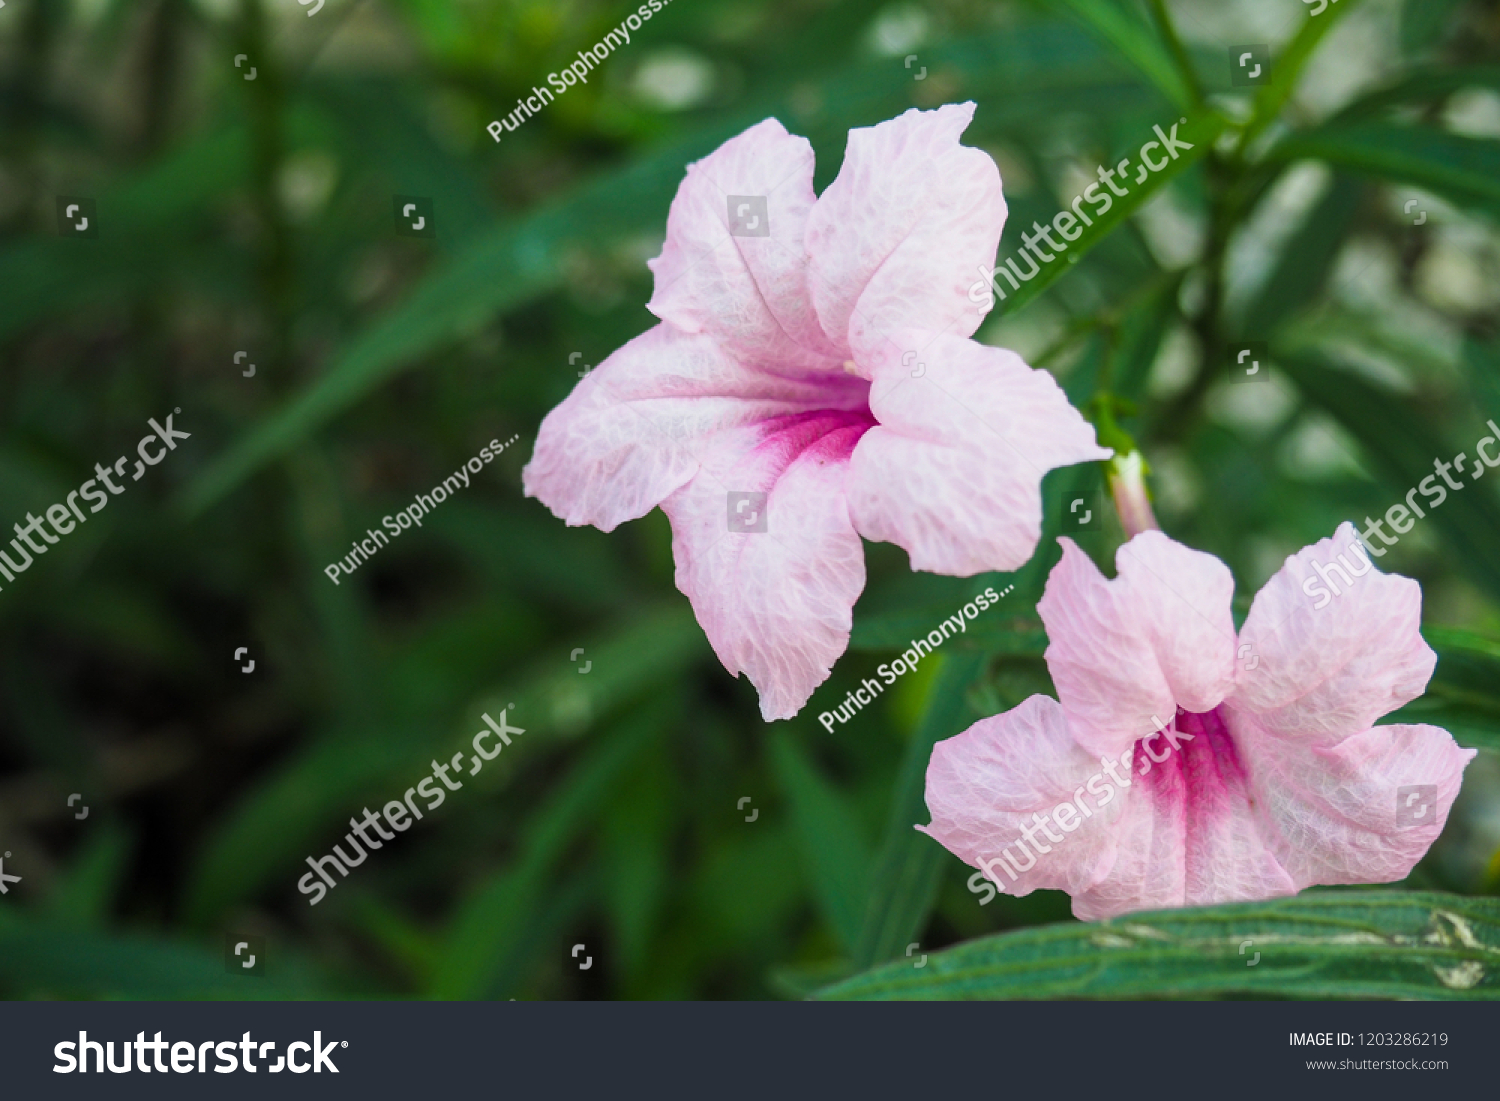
[817, 891, 1500, 999]
[1273, 350, 1500, 609]
[767, 958, 855, 1000]
[770, 733, 872, 955]
[599, 743, 675, 982]
[0, 126, 252, 344]
[1268, 124, 1500, 217]
[0, 923, 323, 999]
[342, 893, 439, 984]
[1050, 0, 1193, 110]
[993, 111, 1227, 318]
[1110, 271, 1182, 402]
[1400, 0, 1468, 56]
[1143, 0, 1204, 107]
[1332, 64, 1500, 123]
[427, 706, 666, 999]
[1235, 172, 1366, 339]
[847, 527, 1079, 968]
[183, 602, 705, 927]
[1465, 338, 1500, 425]
[43, 823, 131, 932]
[852, 650, 986, 968]
[1393, 626, 1500, 754]
[1240, 0, 1367, 151]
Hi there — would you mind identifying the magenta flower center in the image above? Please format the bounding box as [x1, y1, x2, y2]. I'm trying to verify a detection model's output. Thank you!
[749, 392, 877, 482]
[1132, 705, 1251, 819]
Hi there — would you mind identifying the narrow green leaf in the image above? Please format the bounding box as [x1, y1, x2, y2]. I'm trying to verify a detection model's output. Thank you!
[1465, 338, 1500, 425]
[0, 126, 252, 343]
[993, 112, 1226, 318]
[43, 824, 131, 932]
[1051, 0, 1193, 110]
[0, 923, 323, 999]
[1110, 272, 1182, 402]
[849, 525, 1075, 968]
[343, 894, 439, 984]
[853, 609, 1047, 657]
[1273, 350, 1500, 610]
[183, 602, 704, 927]
[427, 708, 665, 999]
[1267, 124, 1500, 217]
[1240, 0, 1367, 150]
[1332, 64, 1500, 123]
[767, 958, 855, 1000]
[771, 733, 873, 955]
[1144, 0, 1204, 106]
[818, 891, 1500, 999]
[599, 746, 675, 981]
[852, 650, 986, 968]
[1393, 626, 1500, 754]
[1400, 0, 1468, 56]
[1236, 172, 1365, 339]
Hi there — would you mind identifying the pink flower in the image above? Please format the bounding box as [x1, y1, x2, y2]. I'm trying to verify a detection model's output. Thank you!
[523, 104, 1108, 720]
[920, 523, 1475, 920]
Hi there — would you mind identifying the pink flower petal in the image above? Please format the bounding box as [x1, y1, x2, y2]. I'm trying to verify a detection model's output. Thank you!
[647, 118, 842, 367]
[523, 323, 867, 532]
[920, 695, 1122, 898]
[804, 104, 1005, 368]
[846, 330, 1109, 575]
[1038, 533, 1237, 758]
[659, 409, 873, 720]
[1071, 708, 1295, 920]
[1233, 522, 1436, 744]
[1234, 713, 1475, 888]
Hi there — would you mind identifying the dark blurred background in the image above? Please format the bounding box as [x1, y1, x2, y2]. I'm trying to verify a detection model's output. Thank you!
[2, 0, 1500, 999]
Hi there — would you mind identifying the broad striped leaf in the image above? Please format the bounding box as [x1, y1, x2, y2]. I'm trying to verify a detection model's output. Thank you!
[818, 891, 1500, 999]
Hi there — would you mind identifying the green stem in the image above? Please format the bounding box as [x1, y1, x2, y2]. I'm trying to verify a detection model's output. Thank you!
[239, 0, 294, 381]
[1146, 0, 1204, 108]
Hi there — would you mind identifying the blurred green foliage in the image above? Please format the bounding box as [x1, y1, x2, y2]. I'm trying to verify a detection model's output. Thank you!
[2, 0, 1500, 1000]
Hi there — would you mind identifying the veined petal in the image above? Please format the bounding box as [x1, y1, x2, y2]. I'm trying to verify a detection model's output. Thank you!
[659, 409, 873, 721]
[1070, 708, 1295, 921]
[805, 103, 1005, 369]
[1038, 533, 1237, 758]
[522, 323, 866, 532]
[1233, 522, 1435, 744]
[1234, 711, 1475, 889]
[846, 330, 1108, 575]
[920, 695, 1122, 898]
[647, 118, 842, 366]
